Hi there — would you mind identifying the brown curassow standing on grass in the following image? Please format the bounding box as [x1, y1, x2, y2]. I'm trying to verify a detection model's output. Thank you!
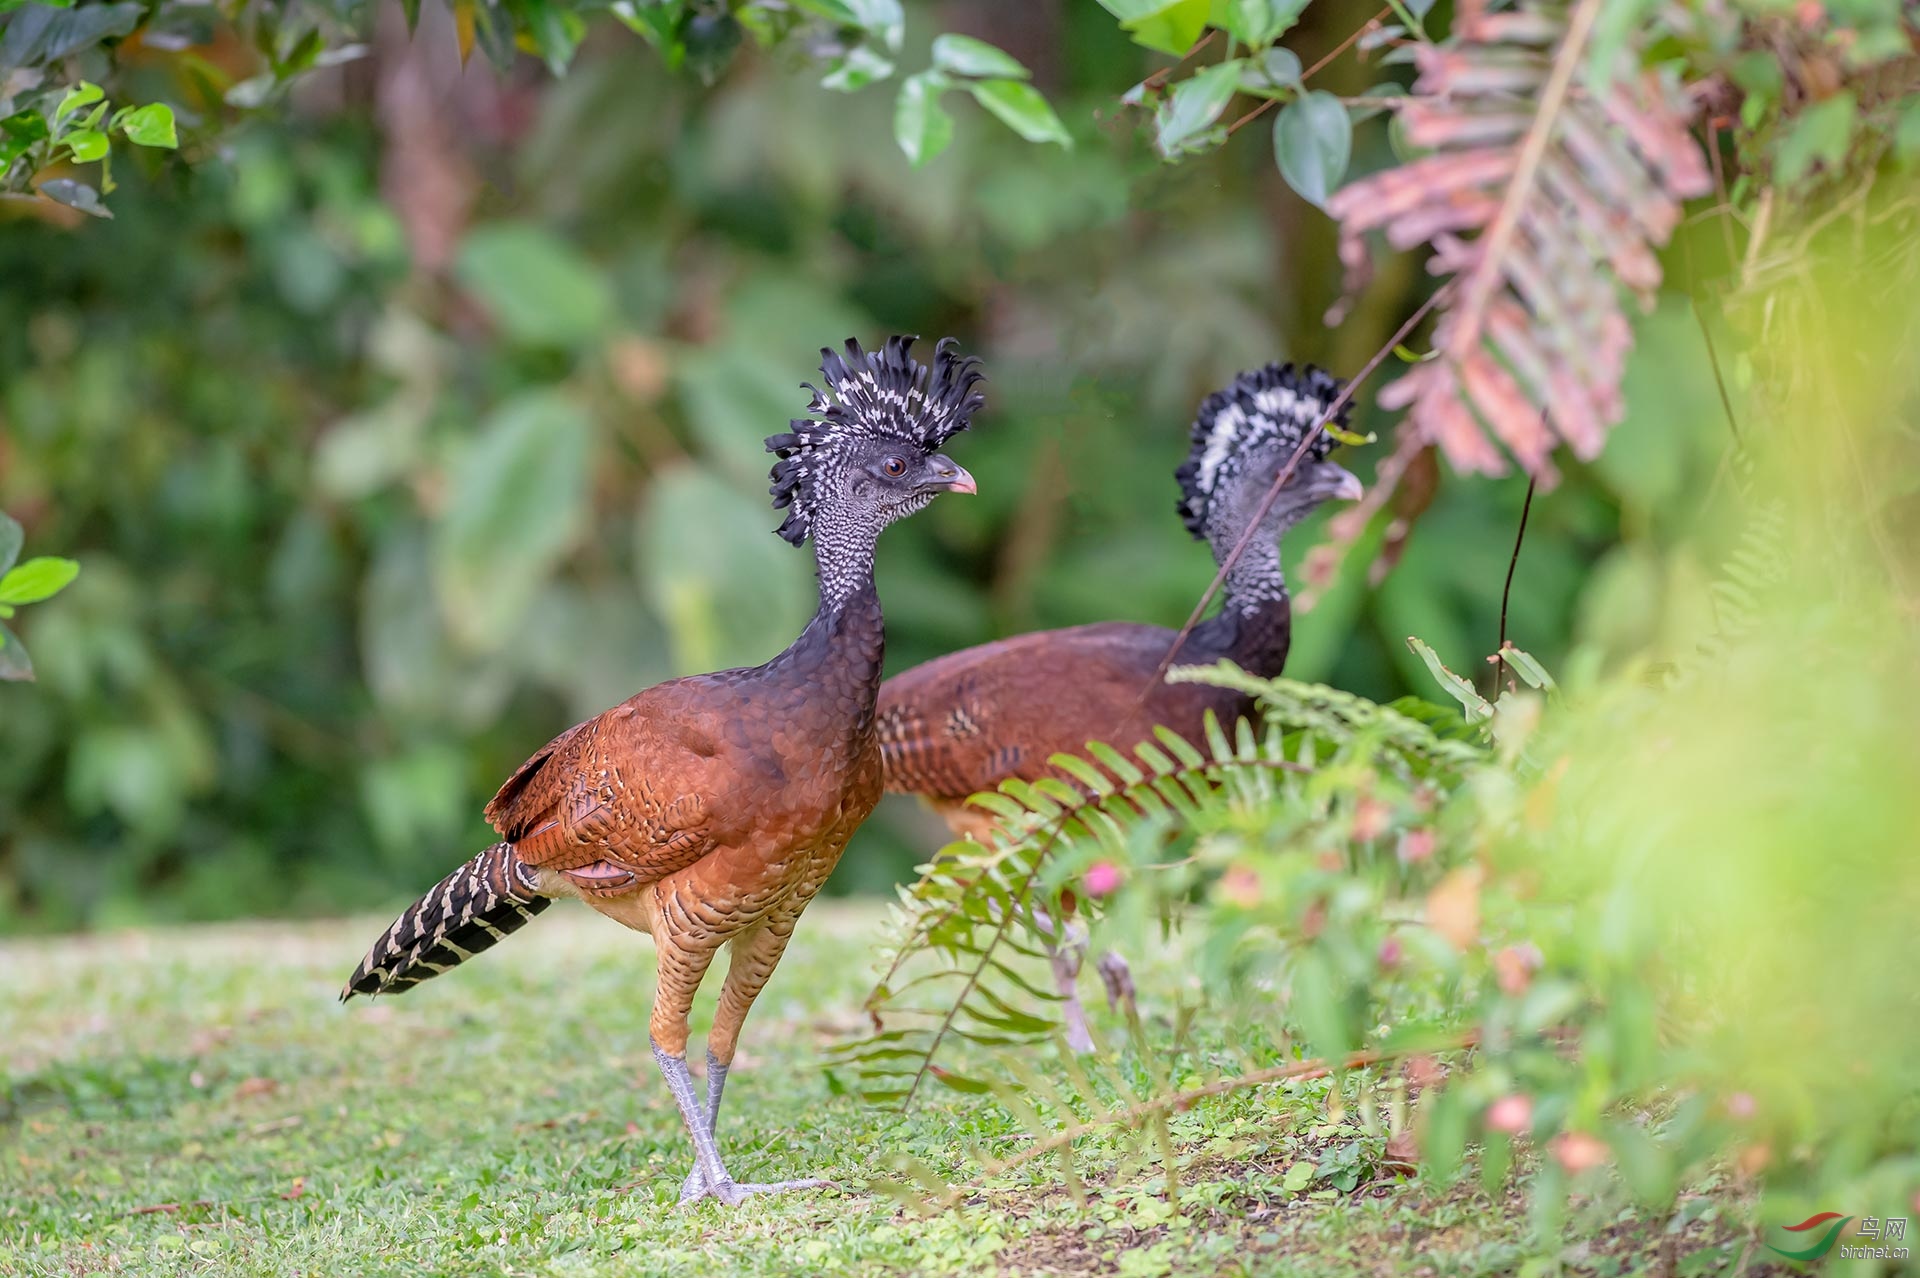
[875, 362, 1359, 1050]
[342, 336, 983, 1205]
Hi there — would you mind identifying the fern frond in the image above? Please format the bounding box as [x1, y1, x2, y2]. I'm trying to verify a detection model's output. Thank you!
[1327, 0, 1712, 483]
[836, 668, 1488, 1106]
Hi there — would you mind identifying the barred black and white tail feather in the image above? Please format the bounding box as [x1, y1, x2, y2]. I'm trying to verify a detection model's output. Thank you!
[340, 843, 551, 1000]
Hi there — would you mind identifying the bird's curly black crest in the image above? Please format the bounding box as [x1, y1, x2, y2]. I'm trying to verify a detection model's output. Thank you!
[766, 335, 985, 545]
[1174, 362, 1349, 540]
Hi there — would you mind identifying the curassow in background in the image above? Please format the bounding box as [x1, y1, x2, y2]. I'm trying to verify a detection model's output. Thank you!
[875, 362, 1359, 1050]
[342, 336, 983, 1205]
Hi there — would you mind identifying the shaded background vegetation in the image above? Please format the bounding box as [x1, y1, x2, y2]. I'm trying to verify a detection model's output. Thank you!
[0, 0, 1717, 932]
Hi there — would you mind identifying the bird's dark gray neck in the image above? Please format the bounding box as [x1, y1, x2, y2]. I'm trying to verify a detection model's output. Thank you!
[1193, 513, 1293, 677]
[770, 513, 887, 698]
[1217, 533, 1287, 618]
[1187, 592, 1292, 679]
[810, 506, 885, 614]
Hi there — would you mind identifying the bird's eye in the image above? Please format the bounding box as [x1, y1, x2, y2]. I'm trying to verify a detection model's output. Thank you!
[881, 456, 907, 478]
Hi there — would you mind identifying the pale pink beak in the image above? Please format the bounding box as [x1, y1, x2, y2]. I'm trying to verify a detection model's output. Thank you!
[929, 455, 976, 494]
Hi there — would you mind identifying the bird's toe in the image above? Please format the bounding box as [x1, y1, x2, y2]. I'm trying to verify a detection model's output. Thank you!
[732, 1176, 837, 1197]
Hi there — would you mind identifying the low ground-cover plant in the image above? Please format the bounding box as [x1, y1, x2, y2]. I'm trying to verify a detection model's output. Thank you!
[840, 256, 1920, 1250]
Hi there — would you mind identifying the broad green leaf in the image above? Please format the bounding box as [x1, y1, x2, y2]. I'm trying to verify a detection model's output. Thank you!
[821, 44, 892, 92]
[930, 33, 1027, 80]
[1155, 59, 1240, 158]
[0, 3, 139, 72]
[1223, 0, 1308, 47]
[969, 79, 1070, 147]
[0, 556, 78, 605]
[433, 392, 590, 650]
[454, 223, 615, 349]
[638, 463, 813, 673]
[1272, 89, 1351, 209]
[53, 80, 103, 124]
[0, 108, 47, 167]
[895, 70, 954, 167]
[1774, 91, 1855, 186]
[0, 515, 20, 575]
[0, 622, 31, 681]
[1282, 1160, 1314, 1192]
[1097, 0, 1210, 56]
[63, 127, 106, 161]
[1241, 45, 1301, 95]
[36, 177, 109, 216]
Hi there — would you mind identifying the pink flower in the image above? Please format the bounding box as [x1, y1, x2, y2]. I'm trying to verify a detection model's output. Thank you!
[1219, 864, 1261, 908]
[1485, 1094, 1532, 1134]
[1398, 828, 1436, 864]
[1377, 935, 1404, 969]
[1493, 943, 1543, 996]
[1352, 797, 1390, 842]
[1551, 1130, 1608, 1173]
[1725, 1092, 1757, 1121]
[1083, 861, 1123, 898]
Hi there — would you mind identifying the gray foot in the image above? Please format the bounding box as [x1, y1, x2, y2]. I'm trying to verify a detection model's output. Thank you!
[679, 1170, 834, 1206]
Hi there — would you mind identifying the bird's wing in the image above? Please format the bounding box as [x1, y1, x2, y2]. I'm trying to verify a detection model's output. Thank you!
[876, 621, 1194, 799]
[483, 683, 722, 882]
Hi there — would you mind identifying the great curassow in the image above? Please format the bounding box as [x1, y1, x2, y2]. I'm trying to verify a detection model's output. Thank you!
[874, 362, 1359, 1050]
[342, 335, 983, 1205]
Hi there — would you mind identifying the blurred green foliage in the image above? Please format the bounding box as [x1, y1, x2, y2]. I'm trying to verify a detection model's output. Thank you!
[848, 216, 1920, 1231]
[0, 5, 1706, 932]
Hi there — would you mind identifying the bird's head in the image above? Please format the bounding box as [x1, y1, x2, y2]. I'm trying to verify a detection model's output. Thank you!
[1173, 361, 1362, 550]
[766, 335, 983, 546]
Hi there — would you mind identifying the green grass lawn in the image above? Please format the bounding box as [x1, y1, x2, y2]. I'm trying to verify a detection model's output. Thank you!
[2, 903, 1775, 1277]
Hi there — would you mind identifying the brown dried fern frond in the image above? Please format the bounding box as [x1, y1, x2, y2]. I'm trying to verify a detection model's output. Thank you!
[1328, 0, 1712, 484]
